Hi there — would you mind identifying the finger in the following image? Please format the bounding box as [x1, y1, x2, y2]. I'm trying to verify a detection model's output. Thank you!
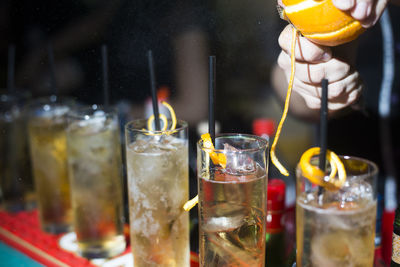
[325, 71, 360, 99]
[293, 81, 363, 111]
[328, 84, 363, 110]
[282, 68, 362, 108]
[282, 69, 321, 109]
[291, 71, 359, 100]
[350, 0, 373, 21]
[332, 0, 356, 10]
[278, 25, 332, 63]
[360, 0, 388, 27]
[278, 51, 351, 84]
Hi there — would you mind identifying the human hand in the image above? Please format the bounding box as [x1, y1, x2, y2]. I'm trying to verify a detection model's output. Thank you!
[277, 25, 363, 111]
[332, 0, 389, 27]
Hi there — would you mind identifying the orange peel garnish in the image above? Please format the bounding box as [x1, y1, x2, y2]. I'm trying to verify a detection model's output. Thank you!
[183, 133, 227, 212]
[201, 133, 227, 168]
[270, 28, 298, 177]
[183, 195, 198, 211]
[299, 147, 346, 190]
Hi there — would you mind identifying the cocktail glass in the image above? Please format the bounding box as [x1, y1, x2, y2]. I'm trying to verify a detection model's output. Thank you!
[28, 96, 73, 233]
[66, 105, 126, 258]
[197, 134, 268, 267]
[0, 92, 34, 212]
[296, 155, 378, 267]
[125, 119, 189, 266]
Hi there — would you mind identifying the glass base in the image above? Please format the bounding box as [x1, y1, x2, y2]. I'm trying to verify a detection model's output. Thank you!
[3, 201, 26, 213]
[2, 198, 37, 213]
[42, 223, 72, 234]
[78, 236, 126, 259]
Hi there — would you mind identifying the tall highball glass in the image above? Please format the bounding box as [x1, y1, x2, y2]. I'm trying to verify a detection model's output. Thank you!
[125, 119, 189, 266]
[28, 96, 74, 233]
[198, 134, 268, 267]
[296, 155, 378, 267]
[66, 105, 126, 258]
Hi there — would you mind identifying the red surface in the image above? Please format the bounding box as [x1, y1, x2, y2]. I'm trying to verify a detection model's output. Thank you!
[0, 210, 199, 267]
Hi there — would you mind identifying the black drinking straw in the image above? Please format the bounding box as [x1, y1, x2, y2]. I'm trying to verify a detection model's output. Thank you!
[101, 45, 109, 107]
[318, 79, 329, 196]
[47, 43, 58, 98]
[7, 44, 16, 93]
[209, 56, 216, 144]
[147, 50, 160, 131]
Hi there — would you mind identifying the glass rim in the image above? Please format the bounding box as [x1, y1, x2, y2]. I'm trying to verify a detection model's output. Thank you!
[296, 154, 378, 180]
[197, 133, 268, 153]
[340, 155, 378, 179]
[125, 118, 188, 134]
[67, 104, 117, 120]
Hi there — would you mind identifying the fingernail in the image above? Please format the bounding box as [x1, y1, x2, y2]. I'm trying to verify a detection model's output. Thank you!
[352, 2, 368, 20]
[322, 52, 331, 61]
[366, 3, 372, 17]
[332, 0, 354, 10]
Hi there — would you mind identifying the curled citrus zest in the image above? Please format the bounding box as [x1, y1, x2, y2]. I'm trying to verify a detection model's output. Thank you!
[183, 195, 198, 211]
[145, 101, 177, 134]
[299, 147, 347, 190]
[183, 133, 228, 212]
[147, 113, 168, 132]
[270, 27, 298, 176]
[201, 133, 227, 168]
[161, 101, 177, 133]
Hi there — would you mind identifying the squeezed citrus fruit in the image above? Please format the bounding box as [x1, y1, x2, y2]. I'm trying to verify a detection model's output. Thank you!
[280, 0, 365, 46]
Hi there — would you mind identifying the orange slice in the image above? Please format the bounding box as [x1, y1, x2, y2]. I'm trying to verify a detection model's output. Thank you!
[280, 0, 365, 46]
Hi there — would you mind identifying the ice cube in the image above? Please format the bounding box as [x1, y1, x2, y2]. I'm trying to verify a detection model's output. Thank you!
[223, 143, 256, 175]
[130, 139, 149, 153]
[203, 214, 245, 233]
[340, 181, 373, 203]
[77, 115, 107, 133]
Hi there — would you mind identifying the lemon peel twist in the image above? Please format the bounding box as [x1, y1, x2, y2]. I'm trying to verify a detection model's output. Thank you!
[147, 113, 169, 132]
[183, 133, 227, 212]
[145, 101, 177, 134]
